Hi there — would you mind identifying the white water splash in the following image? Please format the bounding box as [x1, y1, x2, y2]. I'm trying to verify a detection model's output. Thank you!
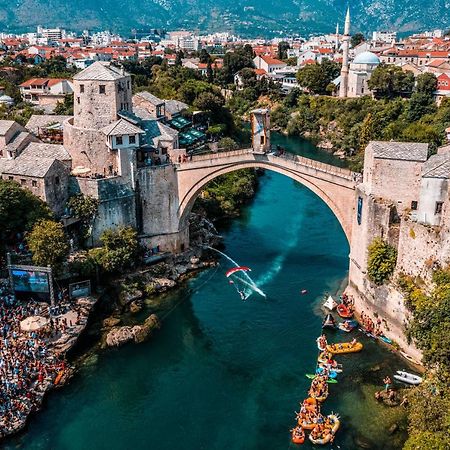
[205, 246, 266, 298]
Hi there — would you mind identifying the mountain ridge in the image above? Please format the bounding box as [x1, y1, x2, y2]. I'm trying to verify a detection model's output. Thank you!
[0, 0, 448, 37]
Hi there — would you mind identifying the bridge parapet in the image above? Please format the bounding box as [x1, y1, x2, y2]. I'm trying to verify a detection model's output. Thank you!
[179, 148, 359, 184]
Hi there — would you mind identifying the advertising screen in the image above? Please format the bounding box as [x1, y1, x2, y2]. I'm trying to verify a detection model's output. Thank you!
[11, 269, 50, 293]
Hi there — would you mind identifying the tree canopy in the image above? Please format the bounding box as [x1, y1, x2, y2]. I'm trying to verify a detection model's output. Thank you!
[27, 220, 69, 274]
[89, 227, 140, 273]
[350, 33, 365, 48]
[0, 179, 52, 241]
[367, 63, 415, 98]
[296, 60, 340, 95]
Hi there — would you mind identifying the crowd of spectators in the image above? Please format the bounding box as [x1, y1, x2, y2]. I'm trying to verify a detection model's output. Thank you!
[0, 280, 83, 438]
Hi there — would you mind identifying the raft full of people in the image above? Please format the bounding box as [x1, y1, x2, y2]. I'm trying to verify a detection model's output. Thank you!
[290, 330, 364, 445]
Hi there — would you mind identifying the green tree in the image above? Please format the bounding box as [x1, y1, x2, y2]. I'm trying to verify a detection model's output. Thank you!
[193, 91, 225, 112]
[0, 179, 52, 241]
[408, 92, 437, 122]
[27, 220, 69, 274]
[194, 169, 258, 218]
[89, 226, 140, 273]
[178, 79, 213, 104]
[286, 105, 318, 136]
[277, 41, 290, 60]
[206, 60, 213, 83]
[416, 72, 437, 96]
[351, 33, 365, 48]
[199, 49, 211, 64]
[367, 238, 397, 285]
[175, 50, 184, 67]
[221, 46, 255, 83]
[218, 137, 239, 150]
[401, 122, 442, 150]
[67, 194, 99, 242]
[368, 64, 415, 98]
[296, 60, 340, 95]
[54, 93, 74, 115]
[359, 113, 375, 151]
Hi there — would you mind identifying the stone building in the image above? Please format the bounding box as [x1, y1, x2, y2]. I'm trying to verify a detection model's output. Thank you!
[338, 8, 380, 98]
[349, 141, 450, 357]
[59, 61, 189, 244]
[0, 149, 70, 215]
[0, 120, 39, 159]
[132, 91, 187, 120]
[346, 51, 380, 97]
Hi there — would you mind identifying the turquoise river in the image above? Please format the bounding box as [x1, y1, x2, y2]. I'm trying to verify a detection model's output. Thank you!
[7, 135, 409, 450]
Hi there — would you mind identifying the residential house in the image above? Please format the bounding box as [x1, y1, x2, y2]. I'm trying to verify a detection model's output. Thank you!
[132, 91, 188, 121]
[0, 120, 39, 159]
[253, 55, 286, 74]
[435, 73, 450, 104]
[19, 78, 74, 107]
[0, 119, 71, 215]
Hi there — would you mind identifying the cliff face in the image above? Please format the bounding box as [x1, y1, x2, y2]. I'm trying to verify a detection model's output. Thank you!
[348, 192, 450, 361]
[2, 1, 448, 36]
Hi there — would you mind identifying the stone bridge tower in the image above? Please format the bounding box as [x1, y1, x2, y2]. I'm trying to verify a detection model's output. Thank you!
[251, 109, 270, 152]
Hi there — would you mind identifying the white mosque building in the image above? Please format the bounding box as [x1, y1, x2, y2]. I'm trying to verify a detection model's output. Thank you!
[346, 51, 381, 97]
[338, 8, 381, 98]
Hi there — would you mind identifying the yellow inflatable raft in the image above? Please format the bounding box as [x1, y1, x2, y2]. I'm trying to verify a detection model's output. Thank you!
[326, 342, 363, 354]
[309, 414, 340, 445]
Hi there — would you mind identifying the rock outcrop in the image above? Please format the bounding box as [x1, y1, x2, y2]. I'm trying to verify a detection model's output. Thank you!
[105, 314, 160, 347]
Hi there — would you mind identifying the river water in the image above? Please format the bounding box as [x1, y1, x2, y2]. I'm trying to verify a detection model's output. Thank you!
[8, 136, 408, 450]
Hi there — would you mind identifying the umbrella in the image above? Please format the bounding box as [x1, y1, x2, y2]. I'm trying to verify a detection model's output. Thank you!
[20, 316, 48, 332]
[71, 166, 91, 176]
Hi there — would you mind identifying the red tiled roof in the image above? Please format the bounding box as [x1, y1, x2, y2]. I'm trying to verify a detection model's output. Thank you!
[426, 59, 448, 68]
[255, 68, 267, 75]
[259, 55, 285, 65]
[418, 51, 450, 58]
[20, 77, 68, 87]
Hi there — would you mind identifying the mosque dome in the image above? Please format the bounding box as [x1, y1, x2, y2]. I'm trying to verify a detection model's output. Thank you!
[353, 51, 380, 65]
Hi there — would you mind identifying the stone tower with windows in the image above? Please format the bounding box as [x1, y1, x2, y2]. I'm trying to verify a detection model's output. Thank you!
[72, 62, 132, 130]
[64, 62, 133, 174]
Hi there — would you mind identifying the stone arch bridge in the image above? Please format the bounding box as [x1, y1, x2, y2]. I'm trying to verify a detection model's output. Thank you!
[175, 149, 359, 244]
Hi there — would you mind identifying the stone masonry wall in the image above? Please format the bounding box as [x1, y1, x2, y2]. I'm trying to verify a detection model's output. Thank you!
[64, 119, 117, 175]
[137, 165, 188, 252]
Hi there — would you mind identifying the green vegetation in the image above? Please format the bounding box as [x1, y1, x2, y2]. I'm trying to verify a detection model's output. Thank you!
[54, 93, 74, 115]
[367, 238, 397, 285]
[194, 169, 259, 219]
[368, 64, 415, 98]
[217, 137, 239, 150]
[296, 60, 340, 94]
[89, 227, 140, 273]
[271, 74, 448, 171]
[351, 33, 365, 48]
[397, 270, 450, 449]
[67, 194, 99, 242]
[0, 179, 52, 248]
[27, 220, 69, 274]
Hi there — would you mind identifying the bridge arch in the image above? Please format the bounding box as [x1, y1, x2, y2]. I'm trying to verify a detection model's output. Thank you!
[176, 155, 356, 244]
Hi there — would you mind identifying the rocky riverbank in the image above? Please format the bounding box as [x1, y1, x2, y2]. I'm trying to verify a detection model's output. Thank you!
[99, 214, 222, 347]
